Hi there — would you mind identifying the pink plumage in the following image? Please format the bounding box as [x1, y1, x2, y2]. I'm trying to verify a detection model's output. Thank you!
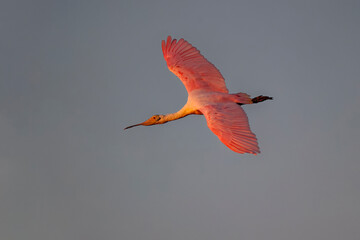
[162, 36, 228, 93]
[201, 104, 260, 154]
[125, 36, 272, 154]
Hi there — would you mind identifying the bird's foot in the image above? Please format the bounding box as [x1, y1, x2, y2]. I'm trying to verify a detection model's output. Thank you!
[251, 95, 273, 104]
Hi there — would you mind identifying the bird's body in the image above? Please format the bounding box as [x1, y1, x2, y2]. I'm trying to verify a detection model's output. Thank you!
[125, 36, 272, 154]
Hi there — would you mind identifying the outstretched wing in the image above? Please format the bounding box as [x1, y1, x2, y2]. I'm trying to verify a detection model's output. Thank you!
[200, 103, 260, 154]
[162, 36, 228, 94]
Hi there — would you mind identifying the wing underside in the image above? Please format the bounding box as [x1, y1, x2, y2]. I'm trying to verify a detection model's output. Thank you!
[162, 36, 228, 93]
[201, 103, 260, 154]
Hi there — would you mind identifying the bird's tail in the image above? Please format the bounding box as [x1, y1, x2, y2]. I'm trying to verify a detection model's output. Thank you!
[232, 92, 253, 105]
[234, 93, 273, 106]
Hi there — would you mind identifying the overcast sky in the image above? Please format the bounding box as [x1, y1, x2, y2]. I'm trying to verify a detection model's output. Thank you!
[1, 0, 360, 240]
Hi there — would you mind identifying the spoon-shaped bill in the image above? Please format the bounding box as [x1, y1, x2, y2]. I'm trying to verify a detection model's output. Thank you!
[124, 123, 142, 130]
[124, 116, 159, 130]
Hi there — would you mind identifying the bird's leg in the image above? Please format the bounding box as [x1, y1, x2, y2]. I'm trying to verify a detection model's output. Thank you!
[236, 95, 272, 106]
[251, 95, 273, 104]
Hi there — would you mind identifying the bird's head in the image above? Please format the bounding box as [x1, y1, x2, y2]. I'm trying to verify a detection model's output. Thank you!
[124, 114, 165, 130]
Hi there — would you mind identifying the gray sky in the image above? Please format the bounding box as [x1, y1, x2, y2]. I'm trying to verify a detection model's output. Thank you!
[1, 0, 360, 239]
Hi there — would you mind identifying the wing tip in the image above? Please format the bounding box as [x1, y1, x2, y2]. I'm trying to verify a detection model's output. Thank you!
[163, 35, 177, 58]
[229, 143, 260, 155]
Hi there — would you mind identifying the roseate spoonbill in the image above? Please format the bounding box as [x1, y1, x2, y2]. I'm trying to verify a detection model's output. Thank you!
[125, 36, 272, 154]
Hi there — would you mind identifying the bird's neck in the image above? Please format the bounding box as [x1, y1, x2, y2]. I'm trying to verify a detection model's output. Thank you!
[162, 104, 193, 123]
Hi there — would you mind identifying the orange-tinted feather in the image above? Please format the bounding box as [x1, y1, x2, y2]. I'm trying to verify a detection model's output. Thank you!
[200, 103, 260, 154]
[162, 36, 228, 94]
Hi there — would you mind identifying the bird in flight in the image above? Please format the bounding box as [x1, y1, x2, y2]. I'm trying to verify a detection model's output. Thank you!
[125, 36, 272, 154]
